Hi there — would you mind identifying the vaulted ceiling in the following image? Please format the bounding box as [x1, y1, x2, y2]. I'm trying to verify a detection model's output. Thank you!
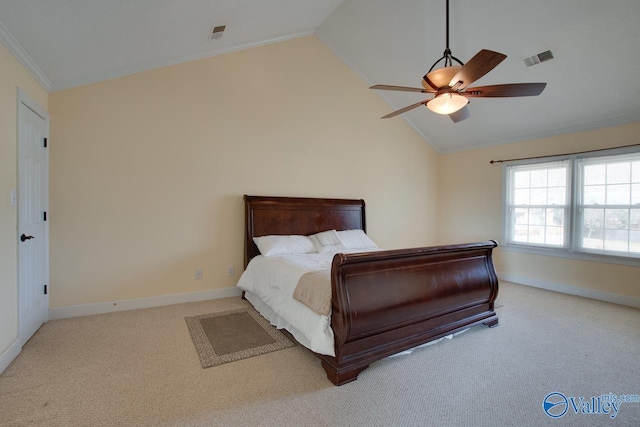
[2, 0, 639, 152]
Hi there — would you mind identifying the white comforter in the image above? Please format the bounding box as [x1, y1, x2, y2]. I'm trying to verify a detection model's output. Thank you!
[236, 252, 345, 356]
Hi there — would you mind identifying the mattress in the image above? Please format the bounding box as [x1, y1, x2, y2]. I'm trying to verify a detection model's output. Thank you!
[236, 253, 342, 356]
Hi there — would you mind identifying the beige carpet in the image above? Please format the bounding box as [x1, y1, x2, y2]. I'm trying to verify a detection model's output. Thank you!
[1, 282, 639, 427]
[185, 307, 295, 367]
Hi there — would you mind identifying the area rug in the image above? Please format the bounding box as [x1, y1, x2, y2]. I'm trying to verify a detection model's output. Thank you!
[185, 307, 295, 368]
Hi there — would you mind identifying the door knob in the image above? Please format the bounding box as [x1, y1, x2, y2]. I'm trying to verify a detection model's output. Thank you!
[20, 234, 34, 242]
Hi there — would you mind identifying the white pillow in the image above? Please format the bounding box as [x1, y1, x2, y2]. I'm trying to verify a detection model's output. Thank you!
[253, 235, 317, 256]
[336, 229, 379, 250]
[309, 230, 346, 253]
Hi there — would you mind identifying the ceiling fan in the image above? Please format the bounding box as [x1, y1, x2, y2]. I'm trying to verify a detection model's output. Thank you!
[370, 0, 546, 123]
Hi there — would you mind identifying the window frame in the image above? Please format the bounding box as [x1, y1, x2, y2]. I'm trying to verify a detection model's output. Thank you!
[502, 146, 640, 267]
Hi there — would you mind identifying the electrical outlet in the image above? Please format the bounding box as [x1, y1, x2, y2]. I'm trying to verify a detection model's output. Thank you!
[227, 266, 235, 276]
[194, 269, 203, 280]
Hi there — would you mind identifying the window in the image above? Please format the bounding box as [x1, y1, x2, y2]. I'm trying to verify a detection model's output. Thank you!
[507, 161, 570, 247]
[504, 148, 640, 261]
[577, 154, 640, 255]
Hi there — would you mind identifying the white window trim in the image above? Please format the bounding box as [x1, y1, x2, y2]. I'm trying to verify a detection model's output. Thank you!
[501, 146, 640, 267]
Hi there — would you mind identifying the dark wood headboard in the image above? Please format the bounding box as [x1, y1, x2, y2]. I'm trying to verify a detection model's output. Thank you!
[244, 195, 366, 267]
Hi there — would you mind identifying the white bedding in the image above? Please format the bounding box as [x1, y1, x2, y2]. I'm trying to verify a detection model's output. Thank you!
[236, 253, 339, 356]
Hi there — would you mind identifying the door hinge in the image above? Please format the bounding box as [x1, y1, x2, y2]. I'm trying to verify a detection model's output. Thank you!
[43, 137, 47, 148]
[44, 284, 48, 295]
[43, 211, 47, 221]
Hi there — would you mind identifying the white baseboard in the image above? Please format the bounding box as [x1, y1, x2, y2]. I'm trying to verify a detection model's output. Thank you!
[0, 339, 21, 375]
[49, 287, 243, 320]
[498, 272, 640, 309]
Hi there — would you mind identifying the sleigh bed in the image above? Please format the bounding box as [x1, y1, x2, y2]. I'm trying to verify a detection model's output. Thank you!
[239, 195, 499, 385]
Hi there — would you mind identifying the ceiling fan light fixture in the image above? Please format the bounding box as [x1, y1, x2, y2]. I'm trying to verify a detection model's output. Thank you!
[426, 93, 468, 115]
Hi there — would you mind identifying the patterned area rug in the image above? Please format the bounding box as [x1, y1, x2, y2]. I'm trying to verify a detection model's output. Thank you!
[185, 307, 295, 368]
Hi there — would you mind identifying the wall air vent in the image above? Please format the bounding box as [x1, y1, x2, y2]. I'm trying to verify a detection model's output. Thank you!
[209, 25, 226, 40]
[523, 50, 554, 67]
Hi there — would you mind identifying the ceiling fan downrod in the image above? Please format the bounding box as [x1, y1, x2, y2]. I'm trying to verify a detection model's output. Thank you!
[428, 0, 464, 73]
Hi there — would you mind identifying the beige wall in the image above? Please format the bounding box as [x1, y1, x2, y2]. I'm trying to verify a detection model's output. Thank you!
[439, 122, 640, 299]
[49, 35, 440, 307]
[0, 43, 48, 357]
[2, 27, 636, 336]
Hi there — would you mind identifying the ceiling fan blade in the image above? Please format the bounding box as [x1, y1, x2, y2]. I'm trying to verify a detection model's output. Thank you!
[463, 83, 547, 98]
[370, 84, 436, 93]
[449, 49, 507, 89]
[449, 106, 470, 123]
[381, 99, 429, 119]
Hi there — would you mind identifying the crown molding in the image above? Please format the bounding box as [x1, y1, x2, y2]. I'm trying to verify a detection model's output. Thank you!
[0, 20, 51, 92]
[440, 112, 640, 154]
[50, 31, 315, 92]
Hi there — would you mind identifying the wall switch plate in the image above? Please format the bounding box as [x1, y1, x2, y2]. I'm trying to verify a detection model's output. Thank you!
[227, 266, 235, 276]
[194, 269, 203, 280]
[10, 189, 17, 206]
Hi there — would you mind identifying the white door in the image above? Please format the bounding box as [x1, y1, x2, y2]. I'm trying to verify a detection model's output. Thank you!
[18, 99, 49, 345]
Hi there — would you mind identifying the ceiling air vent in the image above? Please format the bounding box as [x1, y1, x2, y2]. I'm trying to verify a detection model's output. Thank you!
[209, 25, 226, 40]
[523, 50, 554, 67]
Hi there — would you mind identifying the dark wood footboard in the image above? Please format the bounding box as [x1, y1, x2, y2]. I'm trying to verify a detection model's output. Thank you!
[317, 241, 499, 385]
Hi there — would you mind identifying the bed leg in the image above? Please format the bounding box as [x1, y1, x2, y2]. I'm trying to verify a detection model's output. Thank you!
[483, 317, 499, 328]
[321, 360, 369, 386]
